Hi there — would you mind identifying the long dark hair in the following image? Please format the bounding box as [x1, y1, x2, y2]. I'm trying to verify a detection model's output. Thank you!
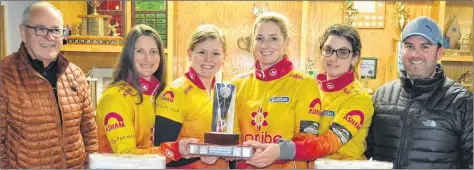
[109, 24, 167, 104]
[319, 24, 362, 79]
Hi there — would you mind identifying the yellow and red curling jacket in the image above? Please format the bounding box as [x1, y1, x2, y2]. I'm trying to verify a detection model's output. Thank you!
[232, 57, 322, 169]
[155, 68, 228, 169]
[96, 76, 182, 161]
[290, 71, 374, 161]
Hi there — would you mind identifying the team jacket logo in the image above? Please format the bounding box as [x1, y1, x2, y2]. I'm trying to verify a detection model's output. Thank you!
[321, 110, 335, 116]
[141, 83, 149, 91]
[309, 98, 321, 115]
[161, 91, 174, 102]
[251, 107, 268, 131]
[269, 69, 278, 76]
[122, 88, 133, 97]
[290, 73, 303, 80]
[269, 96, 290, 103]
[150, 128, 155, 142]
[189, 73, 196, 80]
[184, 85, 193, 95]
[300, 120, 319, 135]
[243, 131, 282, 143]
[104, 112, 125, 132]
[343, 110, 365, 129]
[326, 82, 335, 89]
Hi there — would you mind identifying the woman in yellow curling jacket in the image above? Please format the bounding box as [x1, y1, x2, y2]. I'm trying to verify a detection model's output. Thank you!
[153, 24, 230, 169]
[244, 24, 374, 168]
[230, 12, 322, 169]
[95, 24, 197, 161]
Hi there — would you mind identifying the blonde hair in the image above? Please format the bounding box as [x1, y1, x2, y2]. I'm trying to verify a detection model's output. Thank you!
[252, 12, 290, 41]
[188, 24, 227, 53]
[251, 12, 291, 56]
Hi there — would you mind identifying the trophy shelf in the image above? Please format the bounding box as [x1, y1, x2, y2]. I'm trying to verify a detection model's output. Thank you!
[61, 44, 122, 53]
[441, 49, 473, 63]
[440, 56, 473, 63]
[63, 35, 125, 53]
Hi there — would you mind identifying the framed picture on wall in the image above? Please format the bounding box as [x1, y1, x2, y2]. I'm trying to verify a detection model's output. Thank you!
[360, 57, 377, 79]
[343, 1, 385, 29]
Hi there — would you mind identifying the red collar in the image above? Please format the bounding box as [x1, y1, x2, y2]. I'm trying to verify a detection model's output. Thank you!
[255, 56, 294, 81]
[185, 67, 216, 90]
[127, 76, 161, 96]
[316, 71, 355, 92]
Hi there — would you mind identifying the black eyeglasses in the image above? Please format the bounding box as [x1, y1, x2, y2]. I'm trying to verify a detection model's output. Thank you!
[321, 46, 353, 59]
[23, 25, 66, 38]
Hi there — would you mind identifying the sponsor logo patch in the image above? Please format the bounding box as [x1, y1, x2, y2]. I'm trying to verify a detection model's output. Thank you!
[308, 98, 322, 115]
[184, 85, 193, 95]
[161, 91, 175, 102]
[122, 88, 133, 97]
[300, 120, 319, 135]
[104, 112, 125, 132]
[343, 110, 365, 129]
[189, 73, 195, 80]
[331, 123, 353, 144]
[422, 120, 436, 127]
[269, 96, 290, 103]
[321, 110, 335, 116]
[141, 83, 149, 91]
[290, 73, 303, 80]
[251, 107, 268, 131]
[269, 69, 278, 76]
[326, 82, 335, 89]
[110, 134, 135, 144]
[243, 131, 282, 143]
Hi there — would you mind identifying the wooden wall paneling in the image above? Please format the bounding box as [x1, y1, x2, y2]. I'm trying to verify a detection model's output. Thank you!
[305, 1, 434, 91]
[441, 61, 473, 91]
[0, 5, 5, 58]
[299, 1, 309, 71]
[431, 1, 445, 32]
[360, 1, 432, 91]
[63, 52, 121, 73]
[357, 1, 400, 90]
[166, 0, 175, 83]
[173, 1, 302, 81]
[306, 1, 345, 75]
[126, 1, 132, 34]
[49, 1, 87, 29]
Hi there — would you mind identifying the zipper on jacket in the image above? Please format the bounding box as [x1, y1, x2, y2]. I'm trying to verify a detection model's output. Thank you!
[38, 73, 67, 168]
[396, 88, 415, 168]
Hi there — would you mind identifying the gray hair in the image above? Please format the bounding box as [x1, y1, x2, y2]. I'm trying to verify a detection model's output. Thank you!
[22, 1, 63, 25]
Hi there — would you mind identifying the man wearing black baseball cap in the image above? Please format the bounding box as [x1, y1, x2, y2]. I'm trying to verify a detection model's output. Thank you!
[365, 16, 472, 169]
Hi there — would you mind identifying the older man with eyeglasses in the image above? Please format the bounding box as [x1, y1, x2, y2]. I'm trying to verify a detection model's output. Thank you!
[0, 1, 98, 169]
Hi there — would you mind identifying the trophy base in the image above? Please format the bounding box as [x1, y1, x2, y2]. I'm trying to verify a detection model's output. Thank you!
[204, 132, 239, 145]
[189, 143, 253, 159]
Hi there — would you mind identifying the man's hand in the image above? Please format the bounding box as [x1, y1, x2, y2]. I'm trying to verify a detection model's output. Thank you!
[244, 141, 280, 168]
[200, 156, 219, 165]
[178, 138, 199, 159]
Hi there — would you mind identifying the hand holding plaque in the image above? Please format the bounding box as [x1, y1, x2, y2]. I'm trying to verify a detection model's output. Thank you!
[189, 83, 253, 159]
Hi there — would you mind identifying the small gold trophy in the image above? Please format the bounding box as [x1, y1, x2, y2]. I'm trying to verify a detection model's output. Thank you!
[395, 1, 410, 33]
[87, 0, 103, 15]
[78, 0, 111, 36]
[306, 58, 317, 79]
[189, 83, 253, 159]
